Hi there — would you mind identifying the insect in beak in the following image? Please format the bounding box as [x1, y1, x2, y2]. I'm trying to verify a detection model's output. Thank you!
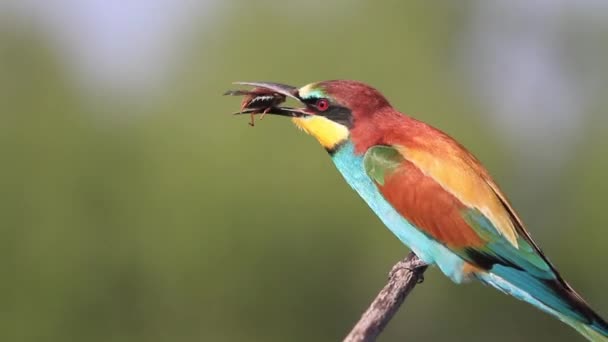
[224, 81, 309, 126]
[223, 88, 287, 126]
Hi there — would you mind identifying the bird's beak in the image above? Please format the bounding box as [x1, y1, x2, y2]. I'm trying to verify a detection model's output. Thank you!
[232, 81, 299, 100]
[231, 81, 312, 118]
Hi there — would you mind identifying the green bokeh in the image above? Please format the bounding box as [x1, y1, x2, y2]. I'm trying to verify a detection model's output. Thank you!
[1, 2, 607, 341]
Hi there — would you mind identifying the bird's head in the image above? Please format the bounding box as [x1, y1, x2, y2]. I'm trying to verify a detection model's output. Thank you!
[232, 80, 392, 151]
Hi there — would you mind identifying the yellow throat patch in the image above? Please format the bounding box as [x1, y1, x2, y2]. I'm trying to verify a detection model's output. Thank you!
[292, 116, 349, 150]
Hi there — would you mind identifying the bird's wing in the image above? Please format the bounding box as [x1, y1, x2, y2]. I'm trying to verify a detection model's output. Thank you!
[363, 143, 555, 278]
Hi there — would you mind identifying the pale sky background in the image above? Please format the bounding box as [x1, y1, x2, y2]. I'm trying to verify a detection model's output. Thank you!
[2, 0, 607, 183]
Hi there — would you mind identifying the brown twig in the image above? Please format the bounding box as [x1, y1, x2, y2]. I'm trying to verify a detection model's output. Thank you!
[343, 252, 428, 342]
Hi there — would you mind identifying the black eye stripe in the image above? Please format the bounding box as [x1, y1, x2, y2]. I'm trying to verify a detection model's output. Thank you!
[301, 96, 321, 105]
[299, 97, 352, 128]
[320, 106, 353, 128]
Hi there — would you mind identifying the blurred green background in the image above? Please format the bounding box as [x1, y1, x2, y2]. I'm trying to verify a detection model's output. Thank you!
[1, 1, 607, 341]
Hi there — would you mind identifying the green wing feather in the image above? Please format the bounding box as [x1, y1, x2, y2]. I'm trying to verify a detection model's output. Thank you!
[363, 146, 403, 186]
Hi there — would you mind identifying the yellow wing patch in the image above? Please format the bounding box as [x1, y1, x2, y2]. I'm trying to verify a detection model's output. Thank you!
[398, 145, 519, 248]
[292, 116, 349, 150]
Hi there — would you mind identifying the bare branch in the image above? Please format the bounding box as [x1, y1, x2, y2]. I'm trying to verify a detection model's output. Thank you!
[343, 252, 428, 342]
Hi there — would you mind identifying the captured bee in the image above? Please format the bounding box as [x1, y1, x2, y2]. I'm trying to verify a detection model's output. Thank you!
[223, 87, 287, 126]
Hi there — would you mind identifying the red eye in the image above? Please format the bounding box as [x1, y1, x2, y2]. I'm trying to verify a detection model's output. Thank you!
[315, 99, 329, 111]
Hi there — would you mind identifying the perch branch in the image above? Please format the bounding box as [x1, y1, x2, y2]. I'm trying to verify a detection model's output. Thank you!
[343, 252, 428, 342]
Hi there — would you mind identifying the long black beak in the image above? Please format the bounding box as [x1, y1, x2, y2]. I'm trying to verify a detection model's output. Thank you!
[229, 81, 310, 117]
[232, 81, 300, 100]
[236, 106, 309, 117]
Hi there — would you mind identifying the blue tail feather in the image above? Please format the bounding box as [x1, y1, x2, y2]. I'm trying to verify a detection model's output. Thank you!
[479, 267, 608, 341]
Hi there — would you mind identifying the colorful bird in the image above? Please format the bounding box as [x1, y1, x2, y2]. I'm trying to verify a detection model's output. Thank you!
[227, 80, 608, 341]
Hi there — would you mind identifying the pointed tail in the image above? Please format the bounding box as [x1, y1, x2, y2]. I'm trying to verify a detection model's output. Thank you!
[478, 265, 608, 341]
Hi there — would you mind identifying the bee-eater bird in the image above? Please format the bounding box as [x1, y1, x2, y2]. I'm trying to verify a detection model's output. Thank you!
[229, 80, 608, 341]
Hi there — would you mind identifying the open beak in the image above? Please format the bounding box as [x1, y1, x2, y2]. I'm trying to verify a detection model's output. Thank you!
[230, 81, 312, 118]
